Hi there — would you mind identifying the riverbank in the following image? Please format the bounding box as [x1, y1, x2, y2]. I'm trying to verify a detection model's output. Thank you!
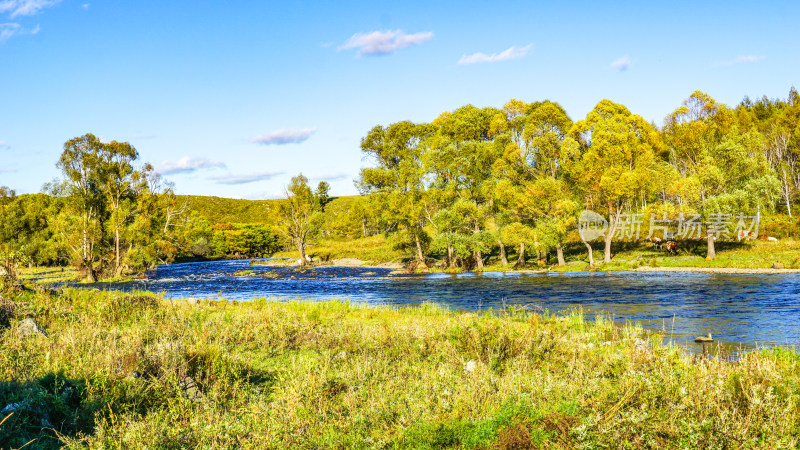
[1, 286, 798, 448]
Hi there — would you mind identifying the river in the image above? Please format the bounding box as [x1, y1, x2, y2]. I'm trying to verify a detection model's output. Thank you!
[84, 259, 800, 352]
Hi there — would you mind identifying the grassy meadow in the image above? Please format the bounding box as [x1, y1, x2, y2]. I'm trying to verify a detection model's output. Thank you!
[1, 285, 799, 448]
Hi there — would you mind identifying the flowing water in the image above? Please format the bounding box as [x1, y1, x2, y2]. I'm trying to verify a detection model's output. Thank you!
[83, 259, 800, 351]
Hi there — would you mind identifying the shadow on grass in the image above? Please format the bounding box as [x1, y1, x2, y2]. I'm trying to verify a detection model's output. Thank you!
[0, 372, 95, 449]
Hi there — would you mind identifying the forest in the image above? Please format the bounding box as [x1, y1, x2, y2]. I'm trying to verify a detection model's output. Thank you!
[1, 89, 800, 280]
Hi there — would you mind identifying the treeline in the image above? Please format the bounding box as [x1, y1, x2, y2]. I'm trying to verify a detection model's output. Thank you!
[3, 88, 800, 278]
[0, 134, 187, 281]
[355, 89, 800, 268]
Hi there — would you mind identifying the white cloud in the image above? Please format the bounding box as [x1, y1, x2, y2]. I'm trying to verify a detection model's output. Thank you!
[310, 172, 350, 182]
[0, 0, 60, 18]
[457, 44, 533, 65]
[81, 3, 88, 10]
[610, 55, 631, 71]
[732, 55, 764, 64]
[0, 22, 20, 41]
[715, 55, 766, 68]
[338, 30, 433, 56]
[155, 157, 225, 175]
[251, 128, 315, 145]
[0, 140, 9, 149]
[211, 171, 284, 185]
[244, 190, 285, 200]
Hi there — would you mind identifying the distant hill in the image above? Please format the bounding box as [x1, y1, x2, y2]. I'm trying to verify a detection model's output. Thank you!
[178, 194, 362, 225]
[178, 195, 279, 224]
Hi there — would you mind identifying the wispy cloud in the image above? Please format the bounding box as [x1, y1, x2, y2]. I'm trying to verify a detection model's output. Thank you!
[310, 172, 350, 182]
[0, 22, 39, 41]
[0, 22, 20, 41]
[610, 55, 631, 71]
[457, 44, 533, 65]
[338, 29, 433, 56]
[211, 171, 285, 185]
[714, 55, 766, 68]
[0, 140, 9, 149]
[81, 3, 88, 10]
[732, 55, 764, 65]
[244, 190, 285, 200]
[0, 0, 60, 18]
[251, 128, 315, 145]
[155, 157, 225, 175]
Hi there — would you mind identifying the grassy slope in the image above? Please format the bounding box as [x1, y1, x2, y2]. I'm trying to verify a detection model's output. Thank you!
[1, 286, 799, 448]
[177, 195, 278, 224]
[272, 234, 405, 263]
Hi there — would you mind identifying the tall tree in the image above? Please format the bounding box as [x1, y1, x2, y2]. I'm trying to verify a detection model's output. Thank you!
[277, 174, 320, 265]
[99, 140, 139, 277]
[665, 92, 780, 259]
[358, 121, 434, 269]
[53, 133, 106, 281]
[565, 100, 664, 264]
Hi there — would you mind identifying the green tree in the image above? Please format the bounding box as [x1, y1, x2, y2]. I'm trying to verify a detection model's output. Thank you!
[316, 181, 331, 211]
[52, 133, 106, 281]
[665, 93, 780, 259]
[99, 140, 139, 277]
[565, 100, 664, 264]
[358, 121, 434, 269]
[277, 174, 321, 265]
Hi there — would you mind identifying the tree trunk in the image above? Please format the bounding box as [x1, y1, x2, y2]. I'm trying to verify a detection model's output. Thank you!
[414, 233, 427, 270]
[498, 239, 508, 266]
[781, 165, 793, 217]
[583, 239, 594, 267]
[515, 243, 525, 267]
[447, 245, 455, 269]
[297, 242, 308, 265]
[473, 223, 483, 270]
[556, 242, 566, 266]
[115, 227, 120, 276]
[604, 211, 619, 263]
[706, 234, 716, 260]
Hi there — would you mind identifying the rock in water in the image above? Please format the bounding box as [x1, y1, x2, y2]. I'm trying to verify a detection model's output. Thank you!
[18, 318, 48, 338]
[694, 333, 713, 343]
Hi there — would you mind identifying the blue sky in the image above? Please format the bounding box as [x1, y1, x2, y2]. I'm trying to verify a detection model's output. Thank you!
[1, 0, 798, 199]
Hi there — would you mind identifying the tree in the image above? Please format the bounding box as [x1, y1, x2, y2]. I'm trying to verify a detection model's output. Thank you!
[277, 174, 321, 265]
[316, 181, 331, 211]
[564, 100, 664, 264]
[665, 93, 780, 259]
[53, 133, 106, 281]
[99, 140, 139, 277]
[358, 121, 435, 269]
[427, 105, 503, 269]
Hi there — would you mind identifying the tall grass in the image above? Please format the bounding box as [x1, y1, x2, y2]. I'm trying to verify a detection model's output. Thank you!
[0, 285, 798, 448]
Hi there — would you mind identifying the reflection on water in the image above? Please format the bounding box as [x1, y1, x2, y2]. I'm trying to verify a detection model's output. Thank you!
[83, 259, 800, 350]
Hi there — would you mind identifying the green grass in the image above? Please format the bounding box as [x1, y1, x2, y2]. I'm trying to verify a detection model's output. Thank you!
[1, 285, 799, 448]
[18, 266, 81, 283]
[273, 234, 405, 264]
[571, 238, 800, 271]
